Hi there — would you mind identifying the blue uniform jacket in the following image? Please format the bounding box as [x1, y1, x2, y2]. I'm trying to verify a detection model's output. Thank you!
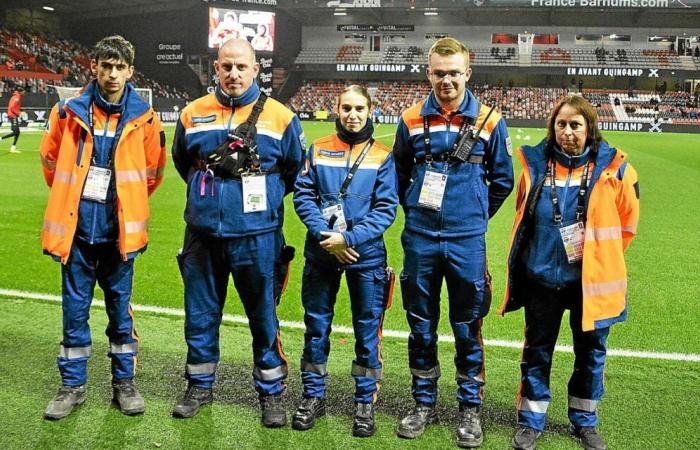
[294, 133, 398, 270]
[393, 90, 514, 238]
[172, 83, 304, 237]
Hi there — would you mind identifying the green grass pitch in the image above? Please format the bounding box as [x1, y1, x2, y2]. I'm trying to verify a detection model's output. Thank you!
[0, 122, 698, 449]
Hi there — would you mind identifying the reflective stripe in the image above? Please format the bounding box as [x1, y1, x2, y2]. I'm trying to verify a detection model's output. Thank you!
[186, 362, 217, 375]
[583, 279, 627, 298]
[253, 363, 288, 381]
[518, 397, 549, 414]
[41, 156, 57, 171]
[585, 226, 622, 241]
[568, 395, 598, 412]
[110, 342, 139, 354]
[456, 368, 484, 384]
[53, 170, 78, 185]
[116, 169, 147, 183]
[43, 220, 67, 237]
[59, 344, 92, 359]
[146, 167, 165, 179]
[124, 220, 148, 233]
[351, 362, 382, 380]
[410, 365, 441, 380]
[622, 225, 637, 234]
[300, 359, 327, 376]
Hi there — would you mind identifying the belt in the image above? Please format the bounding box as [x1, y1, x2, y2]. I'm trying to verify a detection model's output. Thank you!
[193, 160, 281, 177]
[416, 153, 484, 164]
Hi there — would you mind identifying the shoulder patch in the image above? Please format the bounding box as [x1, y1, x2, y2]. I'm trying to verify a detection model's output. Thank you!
[192, 115, 217, 124]
[319, 149, 345, 158]
[505, 137, 513, 156]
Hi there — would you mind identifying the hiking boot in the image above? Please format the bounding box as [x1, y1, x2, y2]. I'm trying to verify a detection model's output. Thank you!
[396, 403, 437, 439]
[456, 404, 483, 448]
[44, 385, 87, 420]
[260, 394, 286, 428]
[112, 379, 145, 415]
[352, 402, 376, 438]
[512, 425, 542, 450]
[291, 396, 325, 431]
[571, 426, 607, 450]
[172, 385, 213, 418]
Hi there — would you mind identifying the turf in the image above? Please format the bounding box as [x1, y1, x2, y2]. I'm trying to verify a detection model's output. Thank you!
[2, 298, 698, 449]
[0, 123, 699, 449]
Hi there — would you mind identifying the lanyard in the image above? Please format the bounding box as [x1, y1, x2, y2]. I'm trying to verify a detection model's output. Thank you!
[422, 114, 472, 164]
[548, 158, 592, 224]
[87, 102, 124, 167]
[339, 138, 375, 197]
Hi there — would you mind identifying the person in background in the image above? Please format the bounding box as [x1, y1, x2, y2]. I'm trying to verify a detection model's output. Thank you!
[500, 95, 639, 450]
[171, 38, 304, 427]
[292, 85, 398, 437]
[2, 86, 24, 153]
[392, 37, 514, 448]
[40, 35, 166, 420]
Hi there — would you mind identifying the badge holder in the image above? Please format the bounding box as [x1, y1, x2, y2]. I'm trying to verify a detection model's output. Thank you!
[82, 166, 111, 203]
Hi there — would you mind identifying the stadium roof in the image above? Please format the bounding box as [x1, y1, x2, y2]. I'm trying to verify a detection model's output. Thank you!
[3, 0, 700, 26]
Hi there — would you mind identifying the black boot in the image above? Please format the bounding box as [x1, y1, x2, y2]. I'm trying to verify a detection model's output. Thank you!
[260, 393, 287, 428]
[396, 403, 437, 439]
[291, 397, 326, 431]
[456, 404, 483, 448]
[172, 385, 213, 418]
[352, 402, 376, 437]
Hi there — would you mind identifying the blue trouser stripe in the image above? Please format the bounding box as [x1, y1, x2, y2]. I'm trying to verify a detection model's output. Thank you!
[58, 240, 137, 386]
[400, 230, 489, 405]
[300, 262, 388, 403]
[180, 228, 287, 394]
[517, 283, 609, 430]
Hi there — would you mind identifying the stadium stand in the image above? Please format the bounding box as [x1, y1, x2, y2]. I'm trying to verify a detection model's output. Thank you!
[287, 81, 699, 125]
[0, 28, 190, 99]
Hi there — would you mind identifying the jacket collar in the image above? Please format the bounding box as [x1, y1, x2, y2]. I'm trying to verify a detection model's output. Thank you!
[66, 81, 150, 129]
[420, 89, 478, 119]
[215, 81, 260, 108]
[553, 145, 591, 169]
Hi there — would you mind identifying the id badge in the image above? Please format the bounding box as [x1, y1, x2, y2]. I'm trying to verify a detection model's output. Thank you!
[322, 202, 347, 232]
[559, 221, 585, 263]
[82, 166, 111, 203]
[418, 169, 448, 211]
[242, 173, 267, 213]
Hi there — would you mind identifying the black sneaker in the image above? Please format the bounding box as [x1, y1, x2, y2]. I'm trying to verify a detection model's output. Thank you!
[172, 385, 213, 419]
[352, 402, 376, 438]
[112, 379, 145, 416]
[44, 385, 87, 420]
[512, 425, 542, 450]
[260, 394, 287, 428]
[291, 396, 325, 431]
[456, 404, 483, 448]
[571, 425, 607, 450]
[396, 403, 437, 439]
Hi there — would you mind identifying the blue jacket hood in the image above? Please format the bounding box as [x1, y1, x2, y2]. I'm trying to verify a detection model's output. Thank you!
[215, 81, 260, 107]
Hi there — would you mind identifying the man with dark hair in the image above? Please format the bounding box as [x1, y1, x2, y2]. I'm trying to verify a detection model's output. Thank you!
[40, 35, 167, 420]
[171, 38, 304, 427]
[2, 86, 24, 153]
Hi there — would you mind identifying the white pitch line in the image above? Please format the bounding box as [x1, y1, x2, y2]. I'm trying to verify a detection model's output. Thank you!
[2, 288, 699, 363]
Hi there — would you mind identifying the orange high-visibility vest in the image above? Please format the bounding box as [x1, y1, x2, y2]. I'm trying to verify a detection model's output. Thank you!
[40, 100, 166, 263]
[499, 143, 639, 331]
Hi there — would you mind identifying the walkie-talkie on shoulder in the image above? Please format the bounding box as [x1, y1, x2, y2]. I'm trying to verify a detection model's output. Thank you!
[450, 104, 496, 163]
